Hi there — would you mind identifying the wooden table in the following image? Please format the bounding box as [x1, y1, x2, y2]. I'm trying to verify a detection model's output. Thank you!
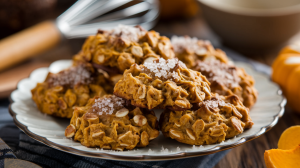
[1, 9, 300, 168]
[154, 13, 300, 168]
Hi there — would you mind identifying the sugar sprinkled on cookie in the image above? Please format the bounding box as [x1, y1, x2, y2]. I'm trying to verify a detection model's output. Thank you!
[110, 25, 146, 42]
[195, 59, 240, 88]
[171, 36, 211, 54]
[92, 95, 125, 115]
[47, 64, 92, 87]
[203, 98, 227, 109]
[143, 58, 186, 80]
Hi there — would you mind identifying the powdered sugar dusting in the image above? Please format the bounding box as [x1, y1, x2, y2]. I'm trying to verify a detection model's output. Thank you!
[143, 58, 186, 80]
[171, 36, 211, 54]
[194, 60, 240, 88]
[204, 98, 227, 109]
[92, 95, 125, 115]
[109, 25, 146, 42]
[47, 64, 92, 87]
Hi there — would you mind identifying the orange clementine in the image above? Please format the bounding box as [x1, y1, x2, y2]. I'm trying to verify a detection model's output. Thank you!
[264, 145, 300, 168]
[272, 55, 300, 92]
[279, 44, 300, 55]
[272, 44, 300, 81]
[278, 126, 300, 150]
[286, 67, 300, 113]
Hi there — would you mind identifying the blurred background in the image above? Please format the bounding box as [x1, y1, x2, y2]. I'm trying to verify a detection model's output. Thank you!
[2, 1, 300, 167]
[1, 0, 300, 98]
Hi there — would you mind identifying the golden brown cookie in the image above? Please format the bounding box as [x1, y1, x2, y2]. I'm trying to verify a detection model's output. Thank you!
[193, 60, 258, 108]
[171, 36, 228, 68]
[113, 58, 212, 110]
[159, 94, 253, 145]
[31, 62, 113, 118]
[73, 25, 175, 73]
[65, 95, 160, 151]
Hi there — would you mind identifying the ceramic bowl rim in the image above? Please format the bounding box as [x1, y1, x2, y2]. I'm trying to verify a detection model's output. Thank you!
[199, 0, 300, 17]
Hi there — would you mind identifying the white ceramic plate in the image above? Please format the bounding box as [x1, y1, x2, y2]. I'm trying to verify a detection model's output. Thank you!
[9, 60, 286, 161]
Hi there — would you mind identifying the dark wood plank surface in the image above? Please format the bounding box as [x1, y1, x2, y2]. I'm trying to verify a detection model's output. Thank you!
[1, 7, 300, 168]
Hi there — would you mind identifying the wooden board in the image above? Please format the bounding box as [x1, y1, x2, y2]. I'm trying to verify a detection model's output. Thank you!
[0, 62, 50, 98]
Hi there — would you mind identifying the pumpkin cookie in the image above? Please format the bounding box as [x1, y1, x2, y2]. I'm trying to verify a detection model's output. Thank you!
[171, 36, 228, 68]
[31, 62, 113, 118]
[65, 95, 160, 150]
[193, 59, 257, 108]
[73, 25, 175, 73]
[159, 94, 253, 145]
[113, 58, 212, 110]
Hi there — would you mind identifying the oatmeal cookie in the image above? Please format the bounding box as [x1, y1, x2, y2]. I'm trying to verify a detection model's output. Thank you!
[171, 36, 228, 68]
[193, 60, 257, 108]
[65, 95, 160, 150]
[113, 58, 212, 110]
[73, 25, 175, 73]
[31, 62, 113, 118]
[159, 94, 253, 145]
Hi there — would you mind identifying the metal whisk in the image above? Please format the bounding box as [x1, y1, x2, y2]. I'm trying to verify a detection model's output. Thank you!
[57, 0, 159, 38]
[0, 0, 159, 71]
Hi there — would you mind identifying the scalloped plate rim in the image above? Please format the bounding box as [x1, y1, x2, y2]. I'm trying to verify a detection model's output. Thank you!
[8, 60, 286, 161]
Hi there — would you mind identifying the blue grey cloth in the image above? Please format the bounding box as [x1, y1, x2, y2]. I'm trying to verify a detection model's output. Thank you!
[16, 133, 229, 168]
[0, 48, 271, 168]
[0, 138, 17, 167]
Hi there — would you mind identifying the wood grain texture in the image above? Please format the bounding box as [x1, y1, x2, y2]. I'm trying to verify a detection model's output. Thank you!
[214, 108, 300, 168]
[0, 62, 50, 98]
[0, 39, 74, 98]
[0, 9, 300, 167]
[153, 12, 300, 168]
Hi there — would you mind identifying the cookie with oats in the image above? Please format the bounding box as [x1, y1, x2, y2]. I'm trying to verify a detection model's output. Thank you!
[65, 95, 160, 151]
[159, 94, 253, 145]
[73, 25, 175, 73]
[171, 36, 228, 68]
[31, 62, 113, 118]
[113, 58, 212, 110]
[193, 59, 258, 108]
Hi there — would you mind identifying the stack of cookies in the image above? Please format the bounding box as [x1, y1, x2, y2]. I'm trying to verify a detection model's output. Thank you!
[31, 25, 257, 151]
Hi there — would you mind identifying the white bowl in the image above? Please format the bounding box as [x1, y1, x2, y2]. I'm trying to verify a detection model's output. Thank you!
[199, 0, 300, 50]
